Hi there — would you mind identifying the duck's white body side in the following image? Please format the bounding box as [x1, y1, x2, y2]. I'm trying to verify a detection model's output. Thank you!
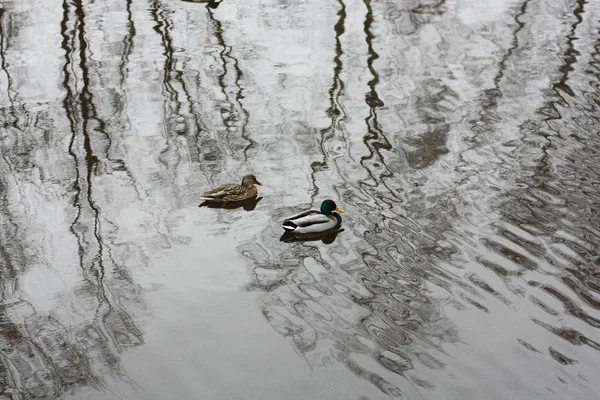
[281, 210, 342, 234]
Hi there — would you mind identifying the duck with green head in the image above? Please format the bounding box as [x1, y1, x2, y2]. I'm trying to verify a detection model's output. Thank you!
[281, 199, 344, 235]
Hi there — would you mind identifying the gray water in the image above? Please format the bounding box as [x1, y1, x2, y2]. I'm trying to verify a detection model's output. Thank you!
[0, 0, 599, 399]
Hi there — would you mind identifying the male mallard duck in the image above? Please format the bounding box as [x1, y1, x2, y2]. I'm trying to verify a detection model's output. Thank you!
[281, 199, 344, 234]
[200, 174, 262, 203]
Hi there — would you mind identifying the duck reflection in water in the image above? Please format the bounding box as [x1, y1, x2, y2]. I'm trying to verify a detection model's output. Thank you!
[280, 199, 344, 244]
[180, 0, 222, 9]
[199, 196, 263, 211]
[280, 228, 344, 244]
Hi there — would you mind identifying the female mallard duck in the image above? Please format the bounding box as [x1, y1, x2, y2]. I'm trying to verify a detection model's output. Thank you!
[281, 199, 344, 234]
[200, 174, 262, 203]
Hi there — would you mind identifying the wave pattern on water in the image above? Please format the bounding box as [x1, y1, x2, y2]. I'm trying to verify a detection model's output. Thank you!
[0, 0, 599, 398]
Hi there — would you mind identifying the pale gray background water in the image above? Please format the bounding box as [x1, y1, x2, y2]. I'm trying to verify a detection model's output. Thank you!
[0, 0, 599, 399]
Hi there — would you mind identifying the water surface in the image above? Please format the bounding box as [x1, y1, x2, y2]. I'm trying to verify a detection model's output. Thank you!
[0, 0, 599, 399]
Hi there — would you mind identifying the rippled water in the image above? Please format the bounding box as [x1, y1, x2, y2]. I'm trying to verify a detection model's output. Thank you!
[0, 0, 599, 398]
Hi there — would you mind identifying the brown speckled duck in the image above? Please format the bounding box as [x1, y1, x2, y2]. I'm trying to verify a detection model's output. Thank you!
[200, 174, 262, 203]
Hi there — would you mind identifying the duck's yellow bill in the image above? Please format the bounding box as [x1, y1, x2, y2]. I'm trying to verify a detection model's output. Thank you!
[335, 207, 345, 213]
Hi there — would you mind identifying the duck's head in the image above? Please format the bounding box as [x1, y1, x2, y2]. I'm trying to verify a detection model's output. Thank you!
[320, 199, 344, 215]
[241, 174, 262, 186]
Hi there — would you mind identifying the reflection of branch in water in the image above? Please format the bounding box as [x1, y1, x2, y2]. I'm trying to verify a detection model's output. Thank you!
[0, 164, 28, 303]
[478, 0, 587, 208]
[468, 0, 532, 139]
[0, 0, 146, 396]
[116, 0, 137, 120]
[359, 0, 401, 205]
[485, 0, 600, 344]
[60, 0, 143, 390]
[152, 0, 199, 167]
[69, 0, 108, 292]
[208, 8, 254, 161]
[0, 7, 23, 183]
[551, 0, 586, 99]
[70, 1, 116, 164]
[150, 0, 179, 117]
[310, 0, 347, 203]
[0, 8, 18, 128]
[149, 0, 187, 183]
[107, 0, 145, 198]
[121, 0, 136, 80]
[151, 0, 215, 172]
[521, 0, 586, 184]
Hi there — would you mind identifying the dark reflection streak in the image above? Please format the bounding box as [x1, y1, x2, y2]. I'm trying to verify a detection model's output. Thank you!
[152, 1, 216, 185]
[0, 178, 21, 296]
[111, 0, 144, 199]
[469, 0, 531, 138]
[232, 53, 252, 158]
[207, 8, 254, 160]
[542, 0, 586, 138]
[63, 0, 118, 356]
[0, 8, 18, 129]
[149, 0, 183, 179]
[0, 8, 33, 283]
[121, 0, 136, 78]
[150, 1, 181, 118]
[84, 0, 145, 360]
[153, 1, 203, 165]
[173, 11, 204, 165]
[360, 0, 399, 202]
[493, 0, 530, 88]
[74, 0, 105, 283]
[118, 0, 136, 97]
[0, 7, 17, 190]
[310, 0, 346, 203]
[181, 92, 203, 164]
[532, 0, 587, 190]
[59, 0, 103, 390]
[161, 3, 205, 167]
[73, 17, 113, 162]
[60, 0, 82, 218]
[181, 78, 203, 165]
[552, 0, 586, 98]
